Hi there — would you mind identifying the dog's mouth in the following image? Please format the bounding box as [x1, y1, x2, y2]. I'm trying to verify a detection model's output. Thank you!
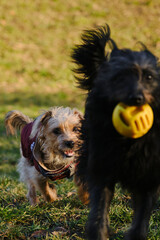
[62, 150, 75, 158]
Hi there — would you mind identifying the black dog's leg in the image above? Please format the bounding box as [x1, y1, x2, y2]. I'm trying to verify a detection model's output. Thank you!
[125, 191, 158, 240]
[87, 184, 114, 240]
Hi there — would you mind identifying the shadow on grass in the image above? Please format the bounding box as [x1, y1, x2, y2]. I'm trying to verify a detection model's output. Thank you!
[0, 133, 20, 165]
[0, 90, 85, 109]
[54, 195, 88, 210]
[0, 165, 19, 179]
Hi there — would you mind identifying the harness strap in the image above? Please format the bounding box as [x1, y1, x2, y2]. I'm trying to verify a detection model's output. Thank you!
[33, 157, 71, 180]
[21, 122, 73, 181]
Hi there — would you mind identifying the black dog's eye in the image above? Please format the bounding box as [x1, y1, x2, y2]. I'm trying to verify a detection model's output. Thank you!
[143, 71, 154, 82]
[73, 126, 79, 132]
[146, 74, 153, 81]
[53, 128, 61, 135]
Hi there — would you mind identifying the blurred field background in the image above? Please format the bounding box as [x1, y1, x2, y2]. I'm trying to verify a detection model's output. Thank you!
[0, 0, 160, 239]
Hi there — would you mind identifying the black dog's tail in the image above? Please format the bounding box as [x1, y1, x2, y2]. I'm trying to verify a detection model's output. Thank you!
[72, 24, 117, 91]
[5, 110, 32, 135]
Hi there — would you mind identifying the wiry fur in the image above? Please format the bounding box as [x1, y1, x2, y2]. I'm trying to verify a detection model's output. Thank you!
[5, 107, 83, 205]
[72, 24, 160, 240]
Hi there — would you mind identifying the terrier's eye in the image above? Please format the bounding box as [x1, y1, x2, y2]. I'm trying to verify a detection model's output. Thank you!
[73, 126, 78, 132]
[53, 128, 61, 135]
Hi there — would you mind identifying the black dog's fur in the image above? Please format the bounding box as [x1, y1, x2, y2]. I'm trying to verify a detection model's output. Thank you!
[72, 25, 160, 240]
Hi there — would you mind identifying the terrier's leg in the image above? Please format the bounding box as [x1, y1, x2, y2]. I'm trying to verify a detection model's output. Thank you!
[26, 182, 38, 205]
[36, 177, 57, 202]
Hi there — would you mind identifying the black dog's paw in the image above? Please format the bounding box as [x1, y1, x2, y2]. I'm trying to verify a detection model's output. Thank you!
[87, 225, 110, 240]
[124, 229, 147, 240]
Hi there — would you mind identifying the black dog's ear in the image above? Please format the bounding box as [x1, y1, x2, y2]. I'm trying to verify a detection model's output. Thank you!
[72, 24, 117, 91]
[137, 42, 158, 64]
[143, 50, 159, 64]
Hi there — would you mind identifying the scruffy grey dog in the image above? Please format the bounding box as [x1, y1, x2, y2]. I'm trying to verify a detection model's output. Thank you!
[5, 107, 82, 205]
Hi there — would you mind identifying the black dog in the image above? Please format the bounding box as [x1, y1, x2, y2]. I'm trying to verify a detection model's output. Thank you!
[72, 25, 160, 240]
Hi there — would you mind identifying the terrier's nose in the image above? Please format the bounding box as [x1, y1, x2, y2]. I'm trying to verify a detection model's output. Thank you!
[64, 141, 75, 148]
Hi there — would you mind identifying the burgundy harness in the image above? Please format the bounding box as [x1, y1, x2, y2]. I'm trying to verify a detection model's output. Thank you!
[21, 122, 72, 181]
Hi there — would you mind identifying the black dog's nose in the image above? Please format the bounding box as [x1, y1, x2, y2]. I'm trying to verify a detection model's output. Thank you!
[64, 141, 75, 148]
[129, 94, 145, 105]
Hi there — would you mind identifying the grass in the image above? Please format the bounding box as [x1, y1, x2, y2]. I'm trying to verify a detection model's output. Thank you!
[0, 0, 160, 239]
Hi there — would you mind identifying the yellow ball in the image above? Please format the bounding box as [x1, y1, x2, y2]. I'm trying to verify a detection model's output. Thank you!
[112, 103, 154, 138]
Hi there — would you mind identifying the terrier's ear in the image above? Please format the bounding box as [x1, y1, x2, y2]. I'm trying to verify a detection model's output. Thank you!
[30, 111, 52, 139]
[73, 109, 84, 121]
[40, 111, 52, 126]
[72, 24, 117, 91]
